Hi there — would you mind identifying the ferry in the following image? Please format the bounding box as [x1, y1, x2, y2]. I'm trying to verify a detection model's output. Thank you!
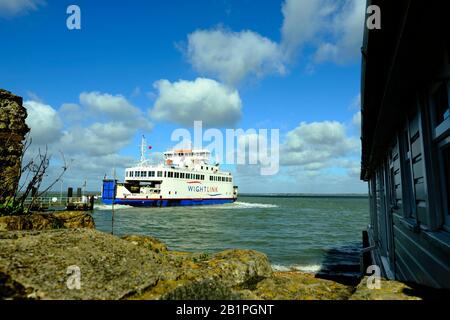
[101, 136, 238, 207]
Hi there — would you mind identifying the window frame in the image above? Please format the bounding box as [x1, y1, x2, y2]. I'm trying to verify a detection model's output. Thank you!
[427, 78, 450, 230]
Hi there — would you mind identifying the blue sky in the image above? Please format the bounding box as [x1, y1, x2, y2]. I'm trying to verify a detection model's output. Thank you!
[0, 0, 366, 193]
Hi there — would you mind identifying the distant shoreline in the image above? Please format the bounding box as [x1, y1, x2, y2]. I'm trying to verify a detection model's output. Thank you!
[239, 193, 368, 199]
[41, 191, 369, 199]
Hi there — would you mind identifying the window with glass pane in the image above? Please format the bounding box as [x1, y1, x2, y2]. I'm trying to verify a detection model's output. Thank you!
[442, 146, 450, 216]
[433, 81, 450, 125]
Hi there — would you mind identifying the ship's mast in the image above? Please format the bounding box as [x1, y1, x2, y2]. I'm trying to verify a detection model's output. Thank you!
[140, 135, 146, 164]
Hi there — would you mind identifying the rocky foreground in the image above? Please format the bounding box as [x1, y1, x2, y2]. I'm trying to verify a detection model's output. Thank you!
[0, 213, 425, 300]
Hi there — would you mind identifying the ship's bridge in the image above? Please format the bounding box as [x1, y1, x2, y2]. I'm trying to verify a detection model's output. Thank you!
[163, 149, 211, 168]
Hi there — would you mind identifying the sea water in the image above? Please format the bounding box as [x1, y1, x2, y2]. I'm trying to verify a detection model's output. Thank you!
[93, 195, 369, 277]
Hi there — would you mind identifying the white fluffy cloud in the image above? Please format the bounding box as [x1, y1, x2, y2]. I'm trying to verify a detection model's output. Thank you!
[352, 111, 361, 130]
[21, 91, 154, 190]
[24, 100, 63, 144]
[282, 120, 359, 167]
[313, 0, 366, 63]
[79, 91, 152, 130]
[186, 29, 285, 85]
[280, 0, 335, 57]
[183, 0, 365, 84]
[232, 118, 365, 193]
[59, 122, 133, 157]
[0, 0, 44, 17]
[150, 78, 242, 127]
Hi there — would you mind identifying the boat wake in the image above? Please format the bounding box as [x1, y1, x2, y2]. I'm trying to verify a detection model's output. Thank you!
[94, 201, 277, 211]
[202, 201, 278, 209]
[94, 204, 133, 211]
[271, 264, 322, 273]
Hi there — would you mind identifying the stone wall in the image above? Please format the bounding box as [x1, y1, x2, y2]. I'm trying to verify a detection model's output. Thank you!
[0, 89, 29, 200]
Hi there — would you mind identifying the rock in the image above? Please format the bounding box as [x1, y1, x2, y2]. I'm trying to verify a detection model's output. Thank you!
[5, 228, 426, 300]
[0, 211, 95, 231]
[203, 249, 273, 287]
[121, 234, 168, 253]
[159, 279, 249, 300]
[0, 89, 29, 201]
[251, 271, 353, 300]
[131, 248, 273, 300]
[0, 229, 273, 300]
[51, 211, 95, 229]
[0, 229, 168, 299]
[349, 276, 422, 300]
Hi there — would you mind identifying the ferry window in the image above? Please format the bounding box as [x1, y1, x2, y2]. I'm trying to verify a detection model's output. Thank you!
[175, 172, 179, 178]
[196, 174, 200, 180]
[151, 171, 156, 177]
[157, 171, 162, 177]
[209, 176, 212, 181]
[181, 173, 185, 178]
[168, 171, 173, 178]
[141, 171, 147, 177]
[125, 171, 128, 177]
[201, 175, 204, 180]
[129, 171, 133, 177]
[201, 166, 203, 170]
[135, 171, 140, 177]
[164, 171, 167, 177]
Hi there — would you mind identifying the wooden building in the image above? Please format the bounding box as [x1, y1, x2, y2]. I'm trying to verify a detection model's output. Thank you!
[360, 0, 450, 288]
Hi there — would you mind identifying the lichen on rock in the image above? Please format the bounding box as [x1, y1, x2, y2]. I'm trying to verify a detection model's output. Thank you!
[349, 276, 422, 300]
[121, 234, 168, 253]
[0, 89, 30, 201]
